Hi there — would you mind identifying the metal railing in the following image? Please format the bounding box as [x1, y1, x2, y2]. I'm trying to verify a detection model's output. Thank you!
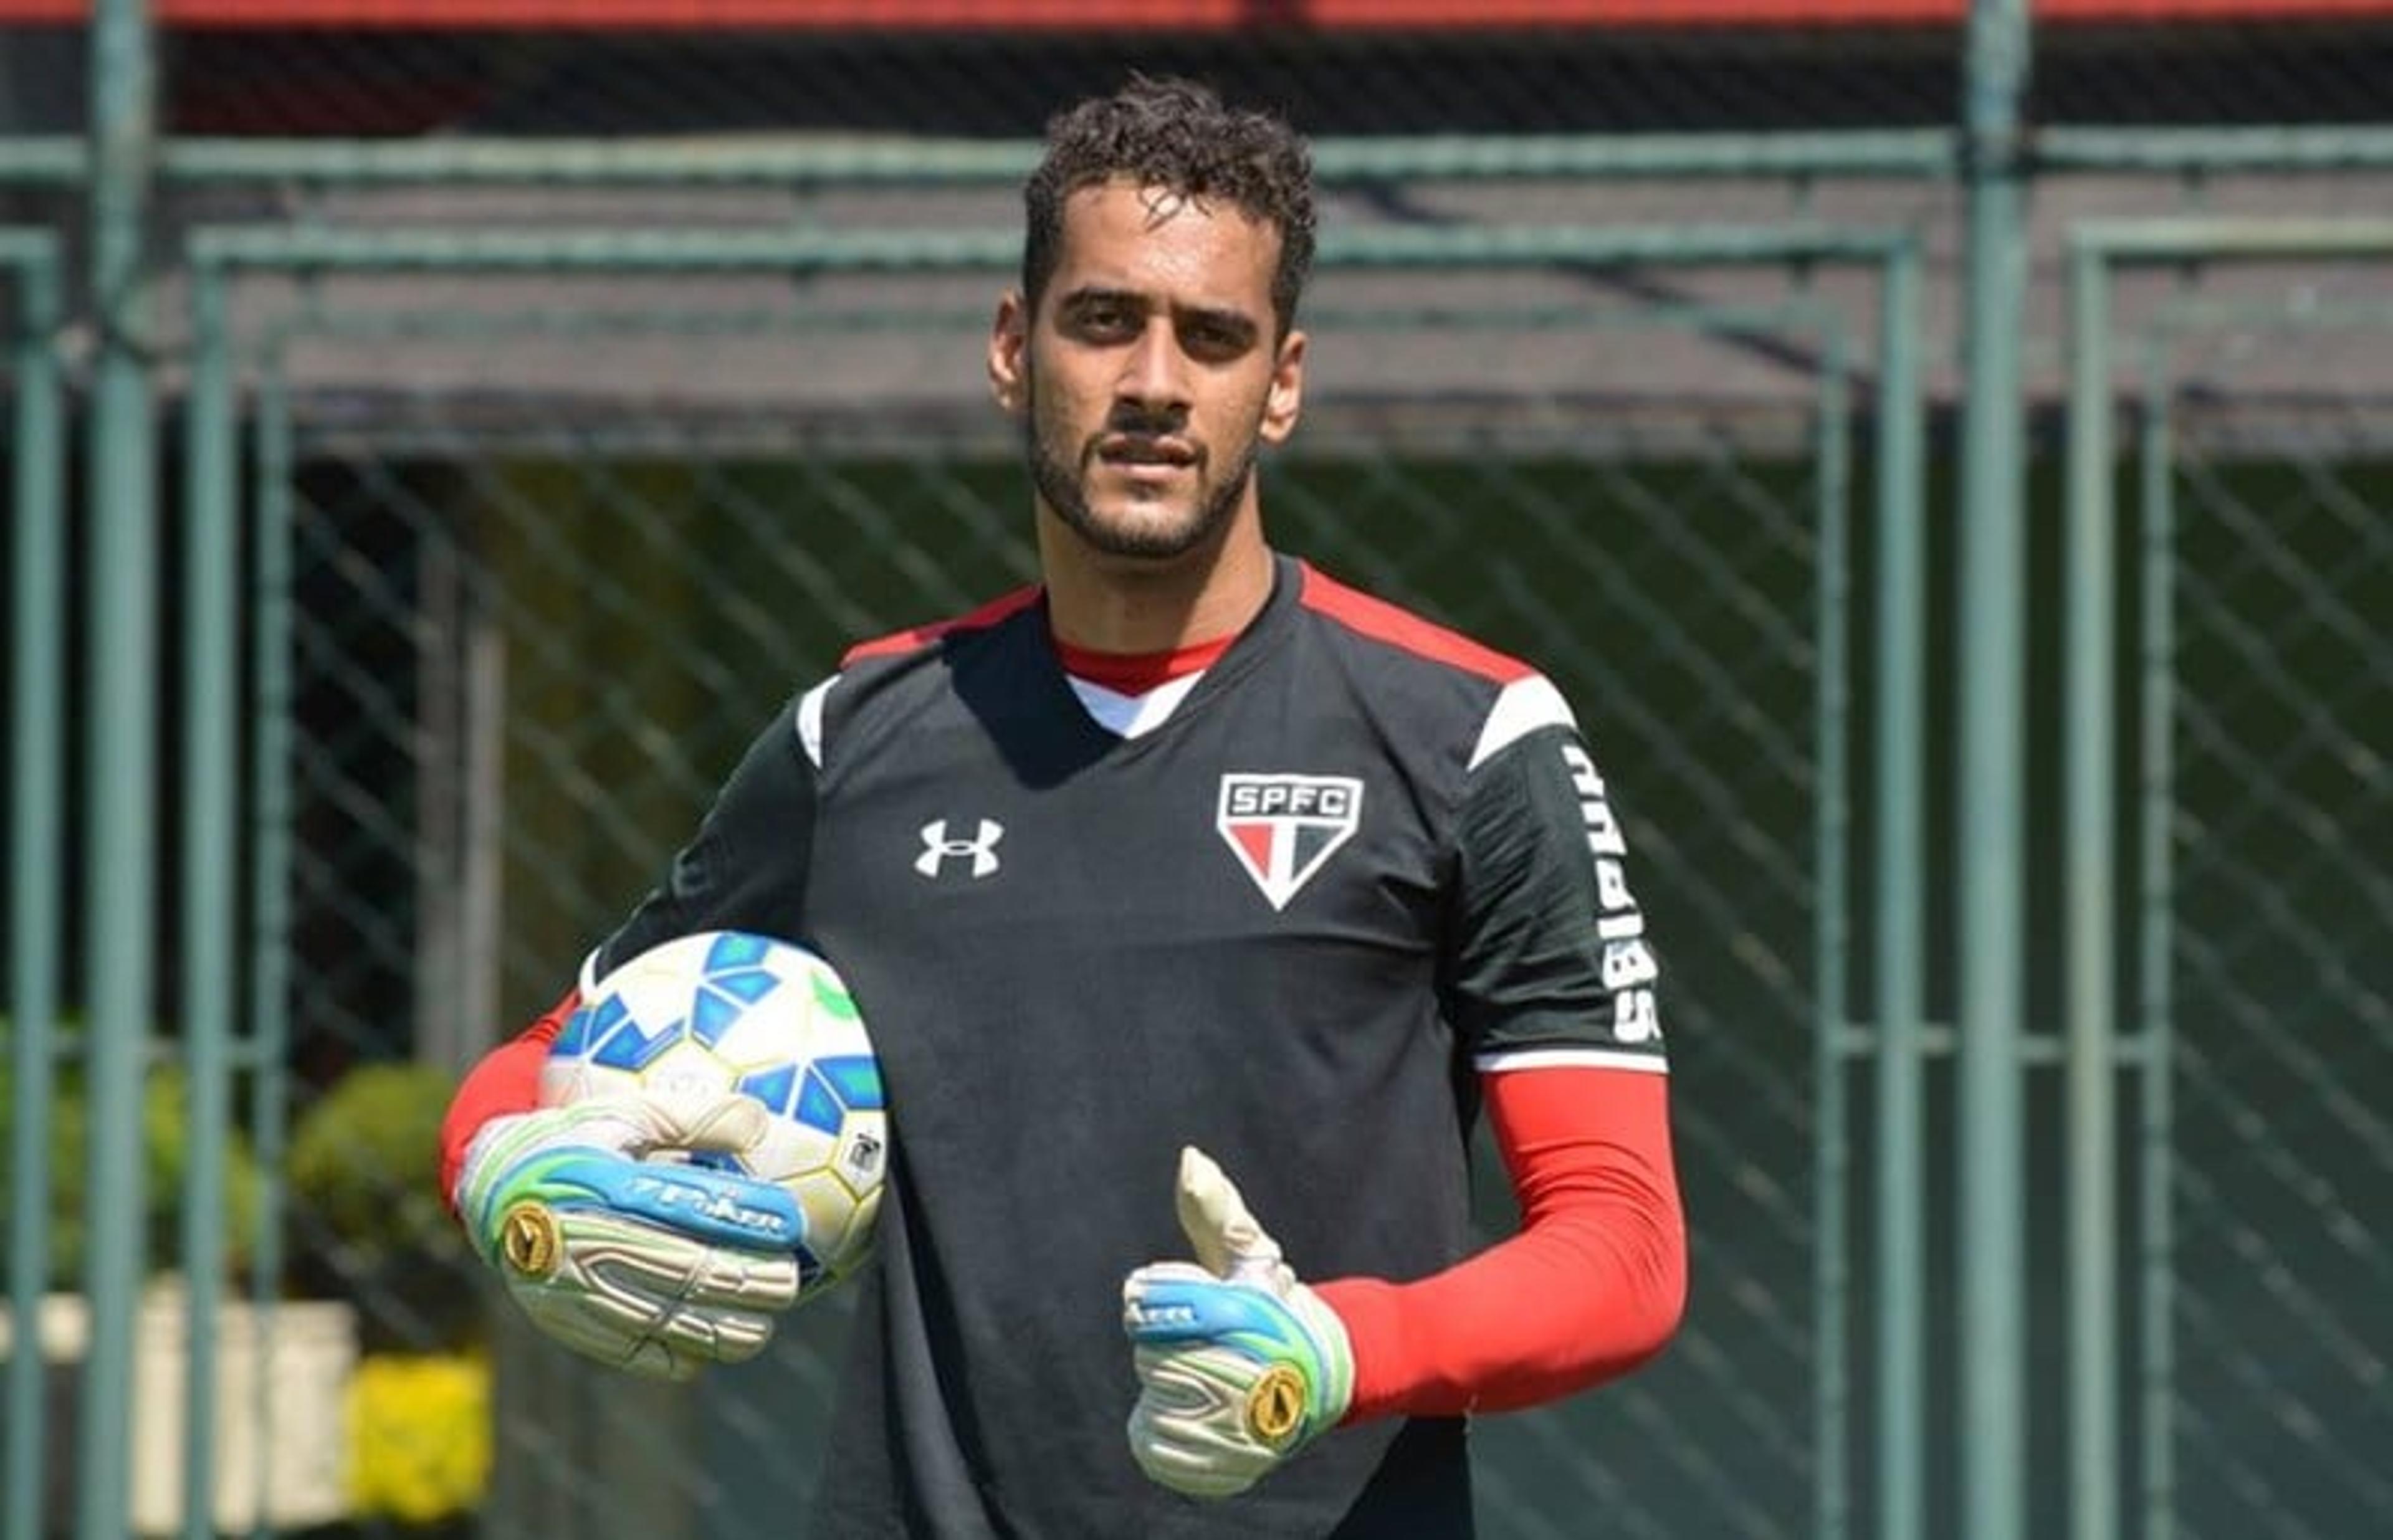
[4, 4, 2391, 1537]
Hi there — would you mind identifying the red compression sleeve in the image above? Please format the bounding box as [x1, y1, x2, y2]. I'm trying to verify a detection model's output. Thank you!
[1314, 1066, 1686, 1421]
[436, 986, 580, 1207]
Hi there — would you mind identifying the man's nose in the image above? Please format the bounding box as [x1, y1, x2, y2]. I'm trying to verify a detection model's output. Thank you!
[1115, 319, 1192, 413]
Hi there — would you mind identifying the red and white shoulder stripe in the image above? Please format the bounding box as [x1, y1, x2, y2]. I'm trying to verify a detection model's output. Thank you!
[840, 584, 1043, 665]
[794, 585, 1046, 769]
[1296, 562, 1533, 684]
[1296, 562, 1578, 774]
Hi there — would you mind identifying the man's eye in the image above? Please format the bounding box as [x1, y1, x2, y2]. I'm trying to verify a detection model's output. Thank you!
[1182, 322, 1249, 359]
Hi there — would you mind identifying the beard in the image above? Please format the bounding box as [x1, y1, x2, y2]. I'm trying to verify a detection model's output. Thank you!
[1024, 374, 1262, 563]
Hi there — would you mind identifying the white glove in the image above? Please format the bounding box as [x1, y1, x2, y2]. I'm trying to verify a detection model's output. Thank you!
[454, 1093, 808, 1382]
[1121, 1146, 1356, 1498]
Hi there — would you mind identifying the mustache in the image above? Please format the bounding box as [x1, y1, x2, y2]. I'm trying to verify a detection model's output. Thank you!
[1099, 404, 1194, 439]
[1085, 412, 1201, 463]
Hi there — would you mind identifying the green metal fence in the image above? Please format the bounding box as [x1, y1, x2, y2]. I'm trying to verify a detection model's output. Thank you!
[188, 226, 1911, 1539]
[2143, 404, 2391, 1540]
[4, 7, 2393, 1540]
[2066, 242, 2393, 1540]
[2, 227, 67, 1540]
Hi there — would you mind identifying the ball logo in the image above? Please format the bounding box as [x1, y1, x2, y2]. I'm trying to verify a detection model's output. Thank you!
[843, 1128, 886, 1184]
[1216, 774, 1363, 910]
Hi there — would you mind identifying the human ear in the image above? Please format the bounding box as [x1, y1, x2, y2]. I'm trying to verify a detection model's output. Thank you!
[988, 291, 1031, 416]
[1259, 328, 1306, 444]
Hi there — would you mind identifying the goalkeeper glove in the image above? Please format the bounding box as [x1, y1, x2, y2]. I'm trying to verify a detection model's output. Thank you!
[1122, 1146, 1355, 1498]
[454, 1093, 808, 1382]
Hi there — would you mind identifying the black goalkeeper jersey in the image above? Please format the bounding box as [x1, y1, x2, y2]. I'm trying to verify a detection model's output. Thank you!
[587, 553, 1665, 1539]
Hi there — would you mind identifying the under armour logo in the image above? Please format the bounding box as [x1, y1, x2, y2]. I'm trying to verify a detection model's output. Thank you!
[915, 819, 1004, 879]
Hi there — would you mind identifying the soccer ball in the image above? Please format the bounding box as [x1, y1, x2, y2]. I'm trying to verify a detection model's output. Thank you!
[542, 929, 887, 1296]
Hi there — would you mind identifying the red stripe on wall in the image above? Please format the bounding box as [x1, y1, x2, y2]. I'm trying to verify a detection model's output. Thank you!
[6, 0, 2392, 30]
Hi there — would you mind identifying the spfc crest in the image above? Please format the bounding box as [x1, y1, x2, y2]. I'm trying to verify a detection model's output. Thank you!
[1216, 773, 1364, 910]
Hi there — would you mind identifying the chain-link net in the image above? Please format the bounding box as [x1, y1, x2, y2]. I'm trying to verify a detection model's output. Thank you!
[252, 274, 1845, 1537]
[95, 169, 2393, 1540]
[120, 18, 2393, 138]
[7, 9, 2392, 1538]
[2152, 349, 2392, 1540]
[0, 12, 2384, 147]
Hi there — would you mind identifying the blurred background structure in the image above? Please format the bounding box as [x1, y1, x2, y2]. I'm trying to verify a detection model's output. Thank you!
[2, 2, 2389, 1539]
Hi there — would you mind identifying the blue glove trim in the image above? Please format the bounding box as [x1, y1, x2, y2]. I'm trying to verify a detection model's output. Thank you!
[1126, 1275, 1304, 1352]
[543, 1152, 807, 1252]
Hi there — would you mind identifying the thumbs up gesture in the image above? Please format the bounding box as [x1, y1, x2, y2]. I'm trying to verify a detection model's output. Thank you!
[1120, 1147, 1356, 1497]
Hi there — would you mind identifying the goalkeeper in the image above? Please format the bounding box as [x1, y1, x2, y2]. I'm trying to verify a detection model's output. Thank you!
[441, 74, 1684, 1538]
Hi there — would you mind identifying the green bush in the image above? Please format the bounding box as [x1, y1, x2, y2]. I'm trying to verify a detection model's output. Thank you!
[286, 1062, 479, 1348]
[287, 1062, 468, 1278]
[0, 1029, 264, 1291]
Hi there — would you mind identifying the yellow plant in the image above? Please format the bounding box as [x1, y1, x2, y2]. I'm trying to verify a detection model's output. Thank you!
[345, 1351, 492, 1524]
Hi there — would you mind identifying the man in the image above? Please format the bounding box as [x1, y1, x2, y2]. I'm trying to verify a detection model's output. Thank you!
[441, 75, 1685, 1538]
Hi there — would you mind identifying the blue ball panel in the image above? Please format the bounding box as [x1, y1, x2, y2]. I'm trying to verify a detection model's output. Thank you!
[737, 1063, 800, 1116]
[690, 987, 742, 1048]
[709, 967, 781, 1006]
[705, 932, 773, 971]
[794, 1068, 845, 1135]
[552, 1005, 594, 1057]
[818, 1054, 884, 1112]
[593, 1014, 682, 1072]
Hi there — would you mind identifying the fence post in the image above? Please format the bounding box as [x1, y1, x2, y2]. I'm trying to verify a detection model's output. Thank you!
[2063, 236, 2123, 1540]
[1957, 5, 2035, 1540]
[1873, 234, 1931, 1540]
[4, 237, 64, 1540]
[76, 4, 161, 1540]
[176, 240, 244, 1540]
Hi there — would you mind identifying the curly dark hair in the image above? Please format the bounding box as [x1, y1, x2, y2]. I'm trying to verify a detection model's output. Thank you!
[1021, 75, 1317, 339]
